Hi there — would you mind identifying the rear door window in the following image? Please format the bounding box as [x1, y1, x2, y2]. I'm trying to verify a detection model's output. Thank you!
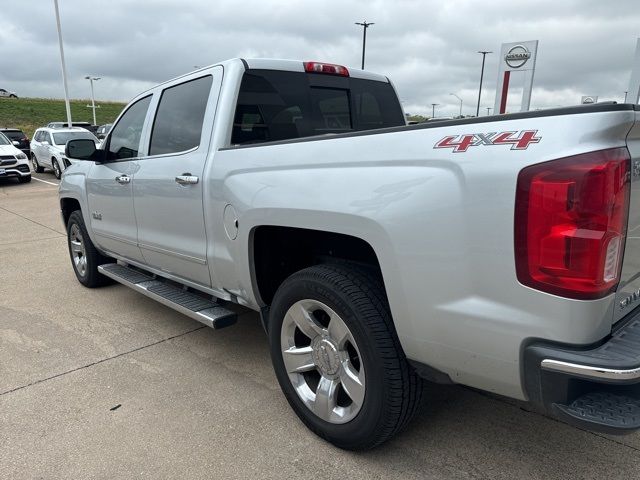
[231, 70, 404, 145]
[149, 75, 213, 156]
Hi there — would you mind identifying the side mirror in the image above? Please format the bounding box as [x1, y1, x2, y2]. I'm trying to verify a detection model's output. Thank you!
[12, 140, 19, 146]
[66, 138, 105, 162]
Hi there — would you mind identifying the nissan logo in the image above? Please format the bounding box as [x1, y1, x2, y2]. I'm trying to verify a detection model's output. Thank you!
[505, 45, 531, 68]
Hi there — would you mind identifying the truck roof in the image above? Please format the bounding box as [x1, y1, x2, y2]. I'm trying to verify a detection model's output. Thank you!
[144, 58, 390, 96]
[241, 58, 390, 83]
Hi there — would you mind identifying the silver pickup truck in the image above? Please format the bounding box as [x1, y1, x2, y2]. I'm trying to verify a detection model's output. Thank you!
[60, 58, 640, 450]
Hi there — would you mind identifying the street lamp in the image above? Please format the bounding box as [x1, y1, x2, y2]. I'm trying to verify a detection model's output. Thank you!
[431, 103, 439, 118]
[486, 107, 492, 116]
[355, 21, 374, 69]
[449, 93, 463, 117]
[53, 0, 72, 126]
[624, 91, 629, 103]
[85, 76, 101, 125]
[476, 50, 492, 117]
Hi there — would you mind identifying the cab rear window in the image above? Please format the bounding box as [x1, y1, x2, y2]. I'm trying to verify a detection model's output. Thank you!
[231, 70, 404, 145]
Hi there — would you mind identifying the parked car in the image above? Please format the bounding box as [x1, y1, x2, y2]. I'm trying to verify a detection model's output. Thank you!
[31, 127, 99, 179]
[60, 58, 640, 450]
[0, 128, 30, 157]
[0, 132, 30, 182]
[46, 121, 98, 134]
[95, 123, 112, 140]
[0, 88, 17, 98]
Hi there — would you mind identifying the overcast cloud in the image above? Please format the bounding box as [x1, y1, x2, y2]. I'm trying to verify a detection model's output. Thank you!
[1, 0, 639, 117]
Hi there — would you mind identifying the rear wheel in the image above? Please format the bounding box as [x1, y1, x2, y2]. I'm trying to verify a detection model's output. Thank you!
[269, 264, 423, 450]
[18, 175, 31, 183]
[31, 154, 44, 173]
[66, 210, 113, 287]
[52, 159, 61, 179]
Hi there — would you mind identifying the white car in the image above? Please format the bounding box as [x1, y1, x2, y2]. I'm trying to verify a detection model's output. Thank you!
[0, 132, 30, 183]
[0, 88, 17, 98]
[30, 127, 99, 179]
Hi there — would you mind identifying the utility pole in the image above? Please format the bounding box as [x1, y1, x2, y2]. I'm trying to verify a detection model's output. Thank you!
[476, 50, 492, 117]
[53, 0, 72, 126]
[486, 107, 492, 116]
[355, 21, 374, 69]
[85, 76, 101, 125]
[431, 103, 439, 118]
[624, 91, 629, 103]
[450, 93, 463, 117]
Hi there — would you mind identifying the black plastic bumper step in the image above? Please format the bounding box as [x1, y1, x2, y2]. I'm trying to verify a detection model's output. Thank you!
[98, 263, 237, 329]
[553, 392, 640, 434]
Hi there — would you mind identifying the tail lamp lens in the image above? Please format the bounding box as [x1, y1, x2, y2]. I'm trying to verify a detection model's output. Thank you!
[515, 148, 631, 299]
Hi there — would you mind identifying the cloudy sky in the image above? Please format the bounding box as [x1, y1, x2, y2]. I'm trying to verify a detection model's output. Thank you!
[1, 0, 639, 117]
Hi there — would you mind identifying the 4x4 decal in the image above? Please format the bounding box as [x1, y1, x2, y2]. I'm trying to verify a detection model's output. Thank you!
[434, 130, 541, 153]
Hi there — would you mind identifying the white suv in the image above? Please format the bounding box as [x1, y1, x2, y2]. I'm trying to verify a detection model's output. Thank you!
[0, 131, 30, 183]
[30, 127, 99, 179]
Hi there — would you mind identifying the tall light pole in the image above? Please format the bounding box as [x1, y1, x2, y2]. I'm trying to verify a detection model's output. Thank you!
[85, 76, 100, 125]
[450, 93, 463, 117]
[53, 0, 72, 126]
[355, 21, 374, 69]
[476, 50, 492, 117]
[486, 107, 492, 116]
[624, 91, 629, 103]
[431, 103, 439, 118]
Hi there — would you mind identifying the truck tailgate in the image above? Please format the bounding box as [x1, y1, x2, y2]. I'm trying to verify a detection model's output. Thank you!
[615, 114, 640, 323]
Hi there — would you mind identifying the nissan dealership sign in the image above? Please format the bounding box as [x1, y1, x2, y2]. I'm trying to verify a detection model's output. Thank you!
[494, 40, 539, 114]
[505, 45, 531, 68]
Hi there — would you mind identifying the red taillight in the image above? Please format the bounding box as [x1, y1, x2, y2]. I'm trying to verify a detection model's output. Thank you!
[515, 148, 631, 299]
[303, 61, 349, 77]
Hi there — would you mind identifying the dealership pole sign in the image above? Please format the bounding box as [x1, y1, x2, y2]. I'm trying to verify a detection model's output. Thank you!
[494, 40, 539, 114]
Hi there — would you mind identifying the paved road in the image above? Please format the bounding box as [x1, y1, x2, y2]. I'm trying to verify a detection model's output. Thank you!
[1, 175, 639, 479]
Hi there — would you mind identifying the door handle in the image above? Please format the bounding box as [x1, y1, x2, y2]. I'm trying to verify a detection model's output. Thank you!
[175, 174, 199, 185]
[115, 174, 131, 185]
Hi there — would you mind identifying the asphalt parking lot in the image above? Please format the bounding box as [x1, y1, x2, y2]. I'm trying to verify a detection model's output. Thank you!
[1, 173, 640, 479]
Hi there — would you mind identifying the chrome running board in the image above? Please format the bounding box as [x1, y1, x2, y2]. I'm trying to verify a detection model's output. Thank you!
[98, 263, 237, 329]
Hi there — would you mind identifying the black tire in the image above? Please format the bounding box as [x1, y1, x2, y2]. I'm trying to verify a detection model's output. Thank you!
[269, 264, 423, 450]
[18, 175, 31, 183]
[31, 154, 44, 173]
[66, 210, 113, 287]
[9, 94, 16, 98]
[52, 159, 61, 179]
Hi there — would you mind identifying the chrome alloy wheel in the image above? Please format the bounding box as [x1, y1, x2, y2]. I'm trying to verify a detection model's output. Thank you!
[281, 299, 366, 424]
[69, 223, 87, 277]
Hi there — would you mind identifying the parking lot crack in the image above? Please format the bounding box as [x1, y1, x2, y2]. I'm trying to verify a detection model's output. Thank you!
[0, 325, 205, 397]
[0, 235, 64, 246]
[0, 205, 65, 236]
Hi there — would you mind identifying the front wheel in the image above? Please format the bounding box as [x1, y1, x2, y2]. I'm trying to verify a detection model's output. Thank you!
[269, 264, 423, 450]
[31, 154, 44, 173]
[52, 159, 61, 179]
[66, 210, 113, 287]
